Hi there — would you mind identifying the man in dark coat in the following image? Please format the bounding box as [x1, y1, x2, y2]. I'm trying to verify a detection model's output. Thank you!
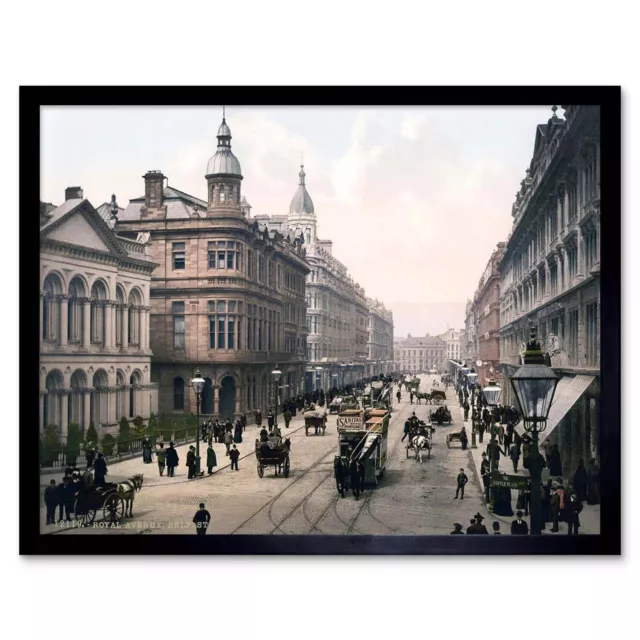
[463, 400, 470, 421]
[450, 523, 464, 534]
[480, 453, 491, 502]
[402, 419, 411, 442]
[44, 479, 58, 525]
[349, 460, 360, 500]
[567, 491, 583, 535]
[572, 459, 588, 502]
[93, 452, 108, 486]
[186, 446, 196, 479]
[259, 427, 269, 442]
[85, 447, 96, 469]
[466, 518, 477, 534]
[586, 458, 600, 505]
[477, 420, 486, 444]
[166, 442, 179, 477]
[511, 510, 529, 534]
[454, 468, 468, 499]
[459, 427, 468, 450]
[469, 513, 489, 534]
[56, 478, 66, 522]
[492, 521, 501, 534]
[267, 411, 275, 429]
[193, 503, 211, 535]
[60, 477, 74, 522]
[206, 445, 217, 475]
[229, 445, 240, 471]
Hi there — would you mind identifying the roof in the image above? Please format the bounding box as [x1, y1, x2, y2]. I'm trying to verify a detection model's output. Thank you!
[400, 336, 446, 348]
[40, 198, 84, 230]
[289, 165, 315, 214]
[120, 185, 208, 221]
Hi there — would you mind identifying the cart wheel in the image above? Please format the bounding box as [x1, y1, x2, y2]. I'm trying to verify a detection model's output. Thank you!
[103, 494, 124, 525]
[257, 463, 264, 478]
[74, 498, 95, 527]
[283, 456, 290, 478]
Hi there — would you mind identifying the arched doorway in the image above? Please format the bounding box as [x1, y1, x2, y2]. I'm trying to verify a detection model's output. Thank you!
[201, 377, 213, 415]
[219, 376, 236, 419]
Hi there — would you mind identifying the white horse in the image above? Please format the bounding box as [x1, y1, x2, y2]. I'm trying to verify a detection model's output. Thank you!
[116, 473, 144, 517]
[411, 435, 431, 462]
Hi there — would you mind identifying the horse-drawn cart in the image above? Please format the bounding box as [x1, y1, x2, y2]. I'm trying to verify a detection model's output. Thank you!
[73, 483, 126, 527]
[255, 438, 291, 478]
[446, 429, 468, 448]
[304, 408, 327, 436]
[429, 405, 452, 425]
[406, 420, 435, 460]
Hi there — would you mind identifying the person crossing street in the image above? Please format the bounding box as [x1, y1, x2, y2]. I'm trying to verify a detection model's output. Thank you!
[454, 468, 468, 500]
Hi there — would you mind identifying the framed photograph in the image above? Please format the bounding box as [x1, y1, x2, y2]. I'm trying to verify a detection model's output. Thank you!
[21, 86, 620, 554]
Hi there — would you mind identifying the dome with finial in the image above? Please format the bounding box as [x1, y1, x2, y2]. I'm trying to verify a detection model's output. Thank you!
[289, 164, 315, 214]
[206, 111, 242, 177]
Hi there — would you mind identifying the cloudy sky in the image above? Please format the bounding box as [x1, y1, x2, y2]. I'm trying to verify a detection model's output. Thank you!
[41, 104, 557, 337]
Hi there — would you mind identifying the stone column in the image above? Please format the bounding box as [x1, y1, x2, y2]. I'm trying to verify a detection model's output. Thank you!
[104, 302, 113, 348]
[122, 304, 129, 349]
[60, 390, 69, 438]
[39, 391, 46, 432]
[576, 227, 584, 282]
[107, 387, 117, 423]
[59, 295, 69, 347]
[111, 303, 118, 347]
[544, 261, 551, 300]
[213, 385, 220, 416]
[83, 390, 92, 429]
[139, 307, 147, 352]
[39, 293, 45, 347]
[82, 298, 92, 348]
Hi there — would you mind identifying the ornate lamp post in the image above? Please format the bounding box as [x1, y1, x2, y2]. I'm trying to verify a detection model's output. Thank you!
[482, 378, 502, 510]
[467, 370, 478, 447]
[509, 329, 559, 535]
[191, 367, 205, 477]
[271, 364, 282, 427]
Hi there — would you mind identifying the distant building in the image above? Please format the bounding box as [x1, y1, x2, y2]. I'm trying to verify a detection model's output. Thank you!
[460, 298, 478, 367]
[499, 104, 600, 471]
[40, 187, 157, 440]
[397, 334, 446, 373]
[438, 328, 462, 364]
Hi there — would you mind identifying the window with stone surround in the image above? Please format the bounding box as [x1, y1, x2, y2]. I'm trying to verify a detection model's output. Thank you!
[172, 301, 185, 349]
[208, 241, 243, 271]
[173, 377, 185, 411]
[585, 302, 598, 366]
[172, 242, 185, 270]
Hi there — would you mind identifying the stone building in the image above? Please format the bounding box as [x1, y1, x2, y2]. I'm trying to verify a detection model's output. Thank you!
[474, 242, 506, 385]
[460, 297, 478, 367]
[115, 115, 309, 419]
[40, 188, 157, 439]
[498, 105, 601, 472]
[258, 165, 392, 390]
[438, 328, 462, 363]
[397, 335, 446, 373]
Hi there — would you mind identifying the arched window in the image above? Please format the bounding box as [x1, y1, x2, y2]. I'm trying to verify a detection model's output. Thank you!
[116, 370, 127, 419]
[68, 279, 85, 342]
[173, 377, 185, 411]
[129, 371, 142, 417]
[219, 185, 226, 204]
[128, 289, 143, 346]
[90, 280, 108, 344]
[115, 286, 125, 346]
[42, 273, 63, 341]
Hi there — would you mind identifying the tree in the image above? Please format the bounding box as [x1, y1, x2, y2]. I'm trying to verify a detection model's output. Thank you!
[158, 413, 173, 442]
[101, 433, 115, 456]
[133, 415, 145, 428]
[147, 412, 158, 445]
[118, 416, 131, 453]
[85, 421, 98, 450]
[41, 425, 60, 467]
[66, 422, 83, 466]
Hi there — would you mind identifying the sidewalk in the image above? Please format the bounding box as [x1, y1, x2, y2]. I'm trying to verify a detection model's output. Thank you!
[460, 405, 600, 535]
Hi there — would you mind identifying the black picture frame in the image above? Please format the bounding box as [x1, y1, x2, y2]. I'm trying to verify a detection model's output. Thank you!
[22, 86, 621, 555]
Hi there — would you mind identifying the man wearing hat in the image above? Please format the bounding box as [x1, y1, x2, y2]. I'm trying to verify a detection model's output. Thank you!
[469, 513, 489, 534]
[450, 523, 464, 534]
[192, 502, 211, 535]
[511, 511, 529, 535]
[492, 521, 501, 534]
[186, 446, 196, 479]
[454, 468, 468, 500]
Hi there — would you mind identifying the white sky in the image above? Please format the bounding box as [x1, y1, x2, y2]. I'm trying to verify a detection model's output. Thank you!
[41, 105, 557, 336]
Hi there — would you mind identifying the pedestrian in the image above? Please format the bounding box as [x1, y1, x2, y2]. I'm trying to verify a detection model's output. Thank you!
[85, 445, 96, 469]
[567, 490, 583, 535]
[56, 477, 66, 522]
[206, 444, 217, 474]
[349, 459, 360, 500]
[224, 430, 233, 456]
[480, 453, 491, 502]
[229, 444, 240, 470]
[463, 399, 469, 421]
[510, 442, 520, 473]
[44, 479, 58, 525]
[497, 423, 505, 445]
[166, 441, 179, 477]
[511, 510, 529, 534]
[469, 513, 489, 534]
[459, 426, 468, 450]
[454, 468, 468, 500]
[259, 426, 269, 442]
[492, 521, 501, 534]
[255, 409, 263, 428]
[93, 452, 108, 486]
[477, 421, 486, 444]
[186, 446, 196, 479]
[550, 486, 561, 532]
[450, 523, 464, 534]
[241, 413, 247, 432]
[549, 444, 563, 476]
[466, 518, 476, 534]
[267, 410, 275, 429]
[334, 457, 346, 498]
[283, 408, 292, 429]
[586, 458, 600, 505]
[60, 477, 74, 522]
[410, 391, 414, 405]
[234, 421, 243, 444]
[572, 458, 588, 502]
[357, 460, 365, 493]
[542, 438, 553, 466]
[156, 442, 166, 476]
[402, 419, 410, 442]
[193, 502, 211, 535]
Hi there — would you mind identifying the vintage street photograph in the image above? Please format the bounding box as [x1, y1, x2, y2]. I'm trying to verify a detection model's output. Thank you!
[33, 98, 612, 546]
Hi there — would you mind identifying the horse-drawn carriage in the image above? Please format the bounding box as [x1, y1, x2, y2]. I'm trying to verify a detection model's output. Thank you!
[429, 405, 452, 425]
[255, 437, 291, 477]
[304, 407, 328, 436]
[405, 420, 435, 461]
[415, 389, 446, 405]
[72, 473, 144, 526]
[446, 428, 468, 448]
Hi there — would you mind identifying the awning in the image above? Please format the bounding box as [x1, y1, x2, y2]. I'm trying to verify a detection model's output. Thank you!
[515, 374, 595, 441]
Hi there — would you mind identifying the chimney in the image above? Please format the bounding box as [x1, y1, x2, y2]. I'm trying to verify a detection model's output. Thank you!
[143, 170, 165, 208]
[65, 186, 83, 200]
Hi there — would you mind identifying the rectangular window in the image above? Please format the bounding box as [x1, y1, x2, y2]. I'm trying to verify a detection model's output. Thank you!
[237, 317, 242, 350]
[258, 320, 263, 351]
[228, 301, 236, 313]
[217, 300, 226, 313]
[227, 251, 234, 270]
[208, 242, 216, 268]
[569, 309, 579, 365]
[585, 302, 598, 365]
[172, 242, 185, 270]
[218, 251, 226, 270]
[228, 317, 235, 349]
[218, 315, 226, 349]
[172, 301, 185, 349]
[209, 316, 215, 349]
[248, 250, 254, 279]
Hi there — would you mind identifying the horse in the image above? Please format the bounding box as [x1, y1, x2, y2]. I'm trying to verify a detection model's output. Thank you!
[411, 435, 431, 462]
[116, 473, 144, 517]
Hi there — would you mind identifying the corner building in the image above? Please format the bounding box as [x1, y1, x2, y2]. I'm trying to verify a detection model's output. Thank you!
[116, 116, 309, 420]
[499, 105, 601, 472]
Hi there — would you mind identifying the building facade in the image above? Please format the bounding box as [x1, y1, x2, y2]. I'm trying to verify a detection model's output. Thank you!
[460, 298, 478, 367]
[397, 335, 446, 373]
[260, 166, 393, 390]
[115, 116, 309, 419]
[498, 105, 601, 473]
[40, 188, 157, 439]
[438, 328, 462, 363]
[474, 242, 506, 385]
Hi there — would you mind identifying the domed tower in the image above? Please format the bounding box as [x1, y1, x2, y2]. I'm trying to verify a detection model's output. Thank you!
[205, 111, 243, 216]
[288, 165, 316, 245]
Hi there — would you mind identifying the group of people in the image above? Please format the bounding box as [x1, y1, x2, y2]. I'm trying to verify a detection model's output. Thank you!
[450, 511, 529, 535]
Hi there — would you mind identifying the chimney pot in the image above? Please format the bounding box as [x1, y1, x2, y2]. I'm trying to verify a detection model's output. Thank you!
[65, 186, 83, 201]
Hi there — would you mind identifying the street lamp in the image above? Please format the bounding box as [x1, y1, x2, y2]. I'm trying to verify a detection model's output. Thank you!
[191, 367, 206, 477]
[509, 328, 559, 535]
[271, 363, 282, 427]
[482, 378, 502, 511]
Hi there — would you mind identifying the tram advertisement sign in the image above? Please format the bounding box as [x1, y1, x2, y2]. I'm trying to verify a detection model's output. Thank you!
[337, 416, 363, 428]
[490, 471, 528, 490]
